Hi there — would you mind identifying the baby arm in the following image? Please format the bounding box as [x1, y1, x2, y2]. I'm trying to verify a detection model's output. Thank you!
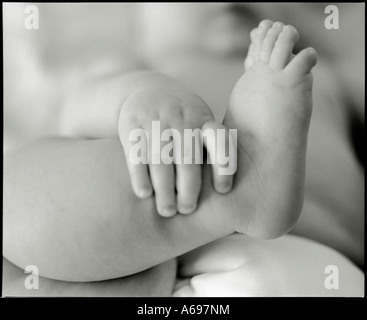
[59, 71, 164, 138]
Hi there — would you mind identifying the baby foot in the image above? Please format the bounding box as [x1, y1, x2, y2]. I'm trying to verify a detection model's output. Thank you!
[224, 20, 317, 238]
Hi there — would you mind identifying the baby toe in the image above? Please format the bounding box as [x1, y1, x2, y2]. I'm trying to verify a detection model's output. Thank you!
[269, 25, 299, 70]
[250, 20, 273, 62]
[260, 21, 285, 64]
[244, 43, 254, 71]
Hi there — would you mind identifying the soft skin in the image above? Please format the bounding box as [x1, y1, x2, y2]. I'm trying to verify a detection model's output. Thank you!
[4, 20, 317, 281]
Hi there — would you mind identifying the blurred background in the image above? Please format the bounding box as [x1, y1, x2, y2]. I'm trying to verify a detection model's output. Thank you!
[3, 3, 365, 153]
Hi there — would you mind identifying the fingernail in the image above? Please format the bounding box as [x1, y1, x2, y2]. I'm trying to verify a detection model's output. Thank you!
[216, 181, 232, 194]
[137, 187, 152, 198]
[161, 206, 177, 217]
[178, 203, 196, 215]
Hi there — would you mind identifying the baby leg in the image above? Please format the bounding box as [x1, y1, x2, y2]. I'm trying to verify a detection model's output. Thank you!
[224, 20, 317, 237]
[2, 257, 177, 297]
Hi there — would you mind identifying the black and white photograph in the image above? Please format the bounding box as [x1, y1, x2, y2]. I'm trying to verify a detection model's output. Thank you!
[2, 2, 365, 300]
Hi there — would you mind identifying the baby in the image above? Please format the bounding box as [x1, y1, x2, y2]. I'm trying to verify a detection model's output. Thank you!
[60, 19, 316, 235]
[3, 3, 364, 296]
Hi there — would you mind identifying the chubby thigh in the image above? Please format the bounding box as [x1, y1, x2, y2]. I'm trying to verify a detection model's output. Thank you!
[173, 234, 364, 297]
[2, 257, 177, 297]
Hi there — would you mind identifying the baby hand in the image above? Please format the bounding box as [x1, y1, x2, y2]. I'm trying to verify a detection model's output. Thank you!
[118, 75, 235, 217]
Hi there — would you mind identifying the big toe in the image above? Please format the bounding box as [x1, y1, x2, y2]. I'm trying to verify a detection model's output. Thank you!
[285, 47, 317, 75]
